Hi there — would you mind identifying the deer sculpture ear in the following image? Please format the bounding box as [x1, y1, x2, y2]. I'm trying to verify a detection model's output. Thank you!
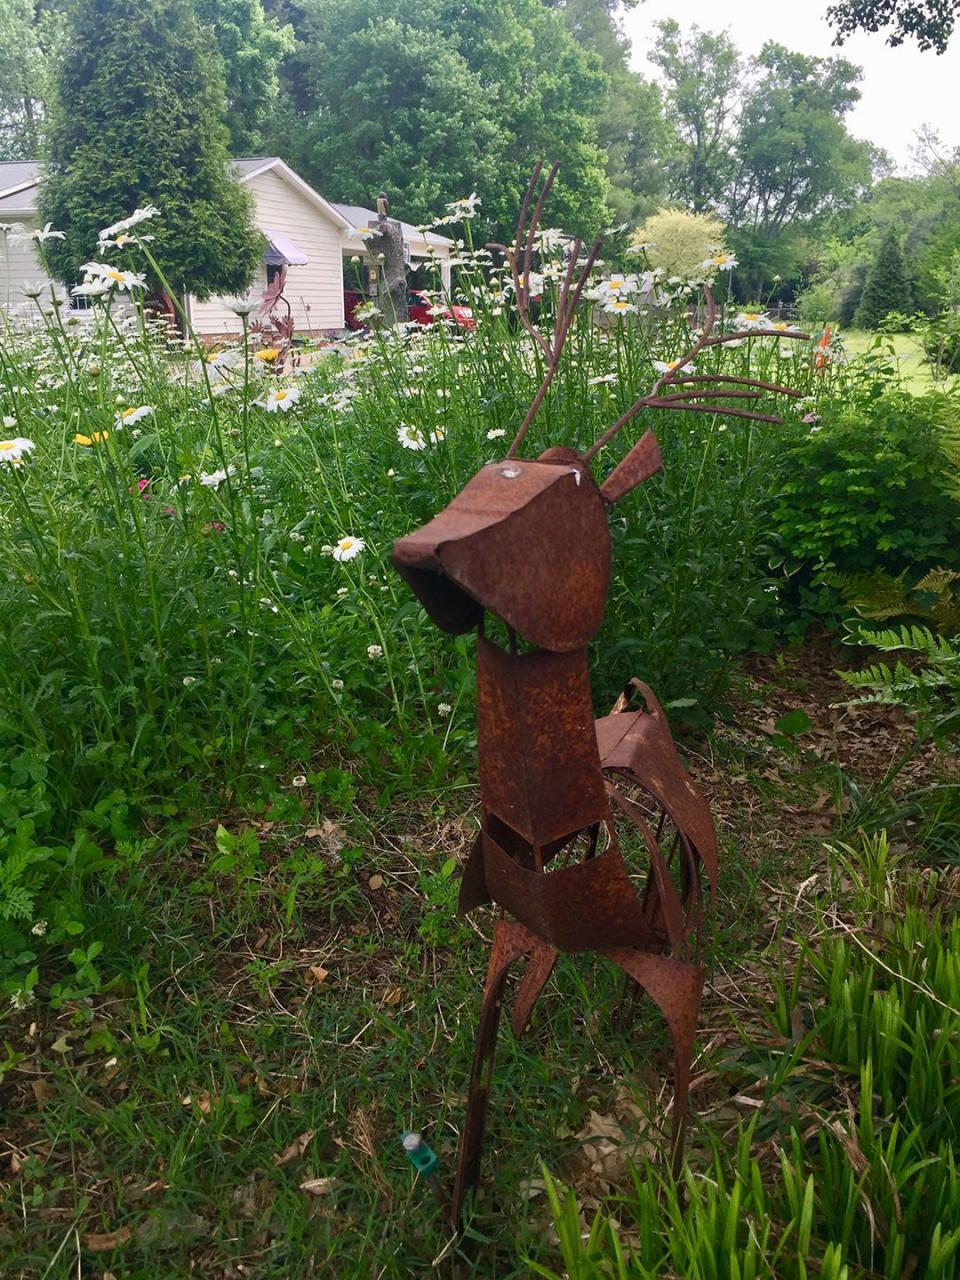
[598, 431, 662, 505]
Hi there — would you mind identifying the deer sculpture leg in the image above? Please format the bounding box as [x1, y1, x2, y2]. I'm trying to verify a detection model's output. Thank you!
[451, 919, 555, 1224]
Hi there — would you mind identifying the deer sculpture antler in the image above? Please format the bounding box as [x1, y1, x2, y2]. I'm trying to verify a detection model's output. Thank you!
[393, 166, 807, 1227]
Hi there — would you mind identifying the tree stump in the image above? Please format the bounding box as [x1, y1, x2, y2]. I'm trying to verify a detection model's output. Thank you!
[367, 199, 408, 326]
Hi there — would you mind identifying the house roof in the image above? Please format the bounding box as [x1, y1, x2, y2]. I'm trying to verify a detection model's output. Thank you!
[0, 159, 453, 250]
[0, 161, 41, 213]
[332, 202, 451, 250]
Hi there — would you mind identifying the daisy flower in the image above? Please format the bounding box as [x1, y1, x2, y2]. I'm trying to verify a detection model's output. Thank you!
[332, 535, 365, 562]
[429, 426, 446, 444]
[653, 358, 694, 374]
[254, 348, 281, 363]
[702, 252, 738, 271]
[98, 206, 160, 243]
[603, 297, 637, 315]
[397, 424, 426, 450]
[486, 427, 507, 439]
[32, 222, 65, 243]
[199, 466, 236, 489]
[116, 405, 153, 427]
[734, 311, 768, 329]
[78, 262, 146, 292]
[0, 437, 35, 464]
[264, 387, 301, 412]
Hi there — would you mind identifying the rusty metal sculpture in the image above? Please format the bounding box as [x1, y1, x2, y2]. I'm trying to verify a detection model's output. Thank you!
[393, 164, 806, 1224]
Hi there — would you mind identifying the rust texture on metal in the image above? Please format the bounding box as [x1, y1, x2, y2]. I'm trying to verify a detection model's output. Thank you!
[392, 165, 806, 1225]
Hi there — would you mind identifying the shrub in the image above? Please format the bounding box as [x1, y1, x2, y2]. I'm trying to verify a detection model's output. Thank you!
[919, 310, 960, 375]
[628, 207, 728, 281]
[773, 391, 960, 587]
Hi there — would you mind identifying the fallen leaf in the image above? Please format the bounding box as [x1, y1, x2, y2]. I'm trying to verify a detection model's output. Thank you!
[181, 1091, 213, 1114]
[31, 1079, 55, 1106]
[306, 965, 329, 987]
[83, 1227, 132, 1253]
[367, 874, 384, 891]
[382, 986, 403, 1006]
[275, 1130, 315, 1166]
[299, 1176, 338, 1196]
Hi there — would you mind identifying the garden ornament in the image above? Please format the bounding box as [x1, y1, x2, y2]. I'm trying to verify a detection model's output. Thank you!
[393, 164, 808, 1224]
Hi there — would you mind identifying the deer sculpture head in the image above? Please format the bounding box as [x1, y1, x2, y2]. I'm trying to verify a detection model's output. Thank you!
[391, 164, 807, 1225]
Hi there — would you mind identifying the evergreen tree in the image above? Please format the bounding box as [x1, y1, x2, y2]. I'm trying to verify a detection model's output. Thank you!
[38, 0, 263, 300]
[854, 226, 912, 328]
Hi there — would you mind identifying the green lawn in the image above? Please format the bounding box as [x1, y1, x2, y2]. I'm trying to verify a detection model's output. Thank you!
[840, 328, 959, 393]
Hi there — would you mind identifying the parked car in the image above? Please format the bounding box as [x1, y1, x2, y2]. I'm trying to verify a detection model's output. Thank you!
[343, 288, 474, 331]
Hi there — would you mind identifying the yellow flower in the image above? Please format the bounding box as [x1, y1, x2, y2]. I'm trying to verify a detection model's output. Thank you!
[74, 431, 109, 446]
[254, 348, 281, 362]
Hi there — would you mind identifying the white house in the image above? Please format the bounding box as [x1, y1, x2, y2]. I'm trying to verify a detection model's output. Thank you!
[0, 157, 453, 337]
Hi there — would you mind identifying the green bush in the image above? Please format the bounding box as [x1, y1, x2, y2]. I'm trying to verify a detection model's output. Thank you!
[920, 310, 960, 374]
[773, 392, 960, 590]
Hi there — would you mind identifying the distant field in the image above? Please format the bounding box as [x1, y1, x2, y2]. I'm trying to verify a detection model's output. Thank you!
[840, 328, 959, 393]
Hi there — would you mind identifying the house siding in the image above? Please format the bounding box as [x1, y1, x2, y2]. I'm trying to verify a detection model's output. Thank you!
[189, 169, 346, 337]
[0, 218, 52, 316]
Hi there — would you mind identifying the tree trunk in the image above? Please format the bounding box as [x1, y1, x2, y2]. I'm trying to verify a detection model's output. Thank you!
[367, 216, 408, 326]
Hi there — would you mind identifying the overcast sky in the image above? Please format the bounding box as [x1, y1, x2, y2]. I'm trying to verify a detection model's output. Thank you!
[621, 0, 960, 172]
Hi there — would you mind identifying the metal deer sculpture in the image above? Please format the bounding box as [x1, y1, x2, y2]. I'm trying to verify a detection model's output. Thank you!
[393, 164, 806, 1224]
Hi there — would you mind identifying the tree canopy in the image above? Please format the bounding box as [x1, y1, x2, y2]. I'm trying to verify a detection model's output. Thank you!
[827, 0, 959, 53]
[262, 0, 611, 239]
[38, 0, 263, 300]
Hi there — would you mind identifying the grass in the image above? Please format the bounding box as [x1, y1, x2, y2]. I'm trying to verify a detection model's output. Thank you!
[840, 328, 960, 393]
[2, 640, 958, 1277]
[0, 213, 959, 1275]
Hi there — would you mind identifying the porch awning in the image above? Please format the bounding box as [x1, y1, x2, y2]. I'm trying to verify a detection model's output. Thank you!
[265, 230, 309, 267]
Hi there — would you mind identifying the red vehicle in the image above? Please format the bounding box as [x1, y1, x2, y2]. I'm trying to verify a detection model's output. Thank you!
[344, 288, 474, 331]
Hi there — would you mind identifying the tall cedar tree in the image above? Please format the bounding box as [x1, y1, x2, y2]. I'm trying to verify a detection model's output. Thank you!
[854, 226, 912, 328]
[39, 0, 262, 300]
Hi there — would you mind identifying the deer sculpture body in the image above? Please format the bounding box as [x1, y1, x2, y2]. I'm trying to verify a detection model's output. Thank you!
[393, 165, 806, 1224]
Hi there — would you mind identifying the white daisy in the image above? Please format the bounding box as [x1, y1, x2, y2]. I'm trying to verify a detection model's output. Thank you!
[32, 222, 65, 243]
[701, 252, 738, 271]
[603, 297, 637, 315]
[116, 405, 153, 428]
[199, 466, 236, 489]
[77, 261, 147, 291]
[332, 535, 365, 562]
[397, 424, 426, 451]
[0, 437, 35, 464]
[653, 358, 695, 374]
[98, 206, 160, 243]
[264, 387, 301, 413]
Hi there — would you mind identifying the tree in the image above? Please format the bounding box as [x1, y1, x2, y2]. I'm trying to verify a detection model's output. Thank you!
[827, 0, 959, 53]
[264, 0, 611, 240]
[854, 226, 912, 327]
[551, 0, 672, 221]
[194, 0, 295, 154]
[0, 0, 70, 161]
[726, 43, 876, 294]
[38, 0, 262, 301]
[649, 20, 741, 213]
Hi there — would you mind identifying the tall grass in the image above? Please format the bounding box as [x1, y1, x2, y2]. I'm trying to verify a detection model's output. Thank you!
[535, 832, 960, 1279]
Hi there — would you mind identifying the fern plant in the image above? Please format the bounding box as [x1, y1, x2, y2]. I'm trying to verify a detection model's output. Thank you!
[841, 623, 960, 742]
[841, 567, 960, 633]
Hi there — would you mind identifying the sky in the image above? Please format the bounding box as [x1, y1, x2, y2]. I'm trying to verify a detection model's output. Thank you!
[621, 0, 960, 172]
